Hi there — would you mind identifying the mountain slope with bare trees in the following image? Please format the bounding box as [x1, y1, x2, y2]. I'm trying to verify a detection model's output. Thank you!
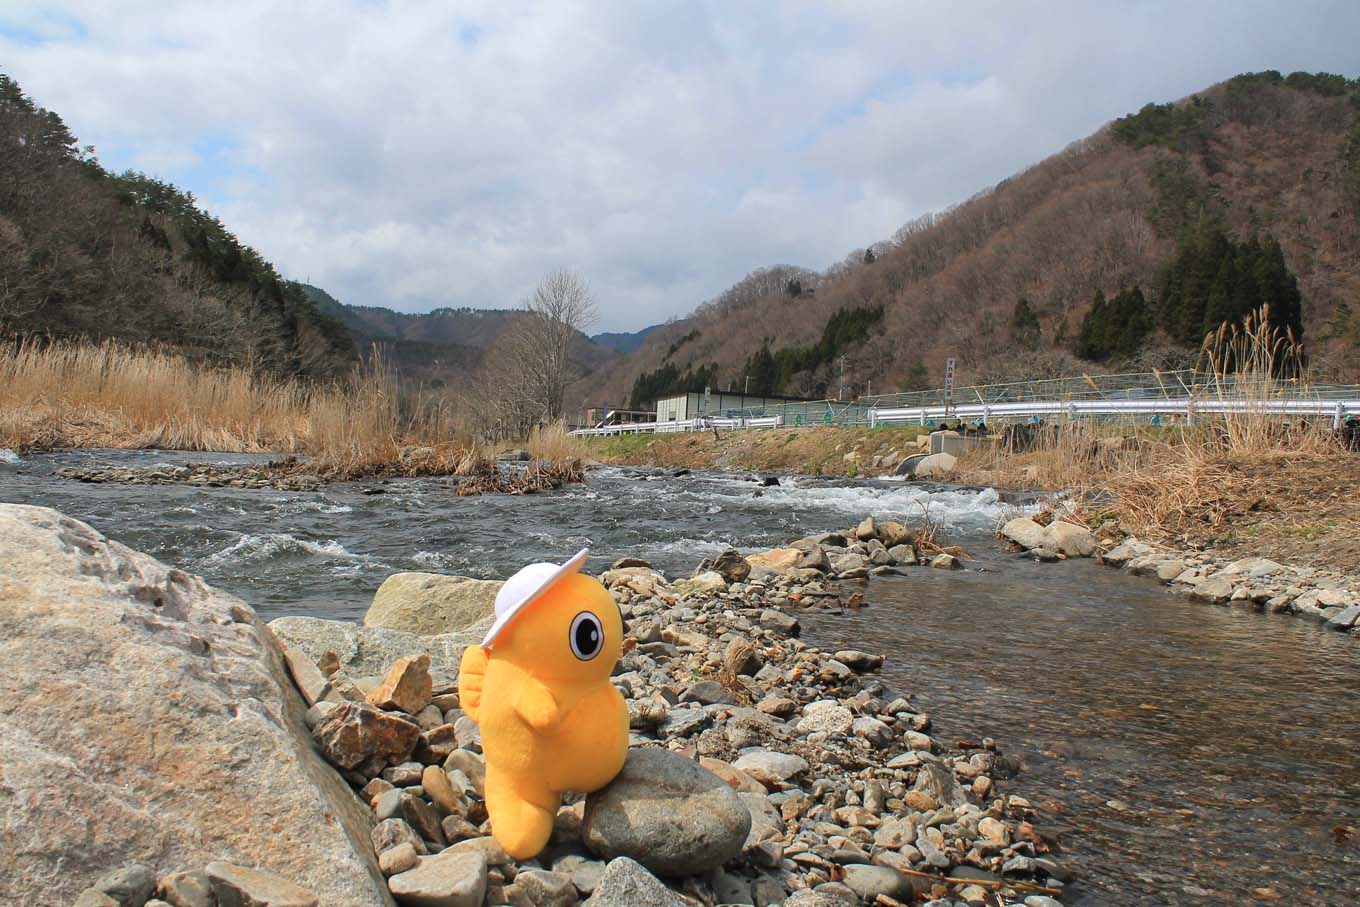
[589, 71, 1360, 411]
[0, 74, 357, 378]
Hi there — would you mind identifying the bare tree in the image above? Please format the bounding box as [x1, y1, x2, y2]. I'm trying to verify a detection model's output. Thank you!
[491, 269, 598, 434]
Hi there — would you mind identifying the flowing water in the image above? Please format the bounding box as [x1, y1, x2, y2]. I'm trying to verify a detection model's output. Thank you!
[2, 449, 1357, 905]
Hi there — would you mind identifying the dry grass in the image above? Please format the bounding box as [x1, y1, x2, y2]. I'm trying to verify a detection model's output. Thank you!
[0, 339, 476, 475]
[955, 308, 1356, 549]
[526, 421, 590, 464]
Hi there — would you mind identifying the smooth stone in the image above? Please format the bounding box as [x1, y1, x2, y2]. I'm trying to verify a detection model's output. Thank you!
[834, 650, 884, 672]
[1044, 522, 1095, 557]
[839, 864, 916, 901]
[551, 854, 606, 895]
[758, 609, 801, 637]
[380, 843, 421, 876]
[583, 748, 752, 877]
[514, 870, 577, 907]
[205, 861, 319, 907]
[387, 851, 488, 907]
[732, 750, 809, 784]
[1000, 517, 1047, 550]
[365, 573, 501, 635]
[89, 863, 156, 907]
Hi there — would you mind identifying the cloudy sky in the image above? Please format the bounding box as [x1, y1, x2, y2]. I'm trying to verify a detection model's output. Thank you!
[3, 2, 1356, 330]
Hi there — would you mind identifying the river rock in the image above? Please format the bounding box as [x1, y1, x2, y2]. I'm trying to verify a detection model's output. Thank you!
[874, 519, 914, 547]
[673, 571, 727, 597]
[840, 864, 916, 901]
[746, 548, 802, 572]
[834, 650, 884, 672]
[708, 549, 752, 584]
[268, 615, 477, 680]
[911, 452, 957, 478]
[854, 517, 876, 540]
[738, 791, 784, 847]
[368, 655, 434, 714]
[797, 700, 854, 735]
[582, 857, 687, 907]
[732, 749, 809, 784]
[365, 573, 501, 635]
[81, 864, 156, 907]
[1190, 575, 1236, 603]
[1000, 517, 1048, 550]
[583, 747, 752, 876]
[1325, 605, 1360, 630]
[1043, 521, 1095, 557]
[386, 851, 487, 907]
[313, 700, 422, 770]
[205, 861, 319, 907]
[915, 760, 969, 808]
[0, 505, 393, 907]
[759, 608, 800, 637]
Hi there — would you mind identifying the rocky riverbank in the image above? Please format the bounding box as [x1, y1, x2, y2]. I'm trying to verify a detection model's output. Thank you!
[996, 515, 1360, 638]
[1, 501, 1078, 907]
[264, 517, 1076, 907]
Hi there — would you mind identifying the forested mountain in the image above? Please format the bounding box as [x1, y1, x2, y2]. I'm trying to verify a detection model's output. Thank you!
[591, 71, 1360, 410]
[0, 74, 356, 378]
[301, 285, 617, 388]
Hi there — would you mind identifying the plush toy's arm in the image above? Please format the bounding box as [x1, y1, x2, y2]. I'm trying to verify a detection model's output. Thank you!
[514, 677, 561, 732]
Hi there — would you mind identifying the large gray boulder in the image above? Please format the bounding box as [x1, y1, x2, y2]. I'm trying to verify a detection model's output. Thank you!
[365, 573, 501, 635]
[268, 615, 484, 681]
[0, 504, 393, 907]
[583, 748, 751, 877]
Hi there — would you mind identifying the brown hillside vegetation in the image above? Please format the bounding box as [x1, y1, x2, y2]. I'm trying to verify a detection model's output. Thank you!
[592, 72, 1360, 408]
[0, 74, 356, 378]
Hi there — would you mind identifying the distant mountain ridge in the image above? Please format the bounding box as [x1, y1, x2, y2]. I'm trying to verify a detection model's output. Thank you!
[591, 324, 663, 354]
[299, 285, 617, 387]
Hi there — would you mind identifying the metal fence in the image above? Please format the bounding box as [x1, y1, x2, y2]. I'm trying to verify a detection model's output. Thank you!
[571, 370, 1360, 437]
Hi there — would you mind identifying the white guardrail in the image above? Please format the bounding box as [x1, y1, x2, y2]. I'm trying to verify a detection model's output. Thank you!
[867, 397, 1360, 427]
[572, 397, 1360, 436]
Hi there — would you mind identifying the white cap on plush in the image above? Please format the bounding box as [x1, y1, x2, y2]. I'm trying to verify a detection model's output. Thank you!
[481, 548, 589, 649]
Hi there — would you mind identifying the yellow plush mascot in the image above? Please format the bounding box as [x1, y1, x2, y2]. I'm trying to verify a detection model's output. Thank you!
[458, 549, 628, 859]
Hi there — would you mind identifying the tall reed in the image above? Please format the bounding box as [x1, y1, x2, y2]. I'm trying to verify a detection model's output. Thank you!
[954, 307, 1343, 538]
[0, 339, 472, 471]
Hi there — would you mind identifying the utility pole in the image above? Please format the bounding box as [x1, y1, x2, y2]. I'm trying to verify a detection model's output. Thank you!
[838, 356, 846, 401]
[745, 374, 751, 394]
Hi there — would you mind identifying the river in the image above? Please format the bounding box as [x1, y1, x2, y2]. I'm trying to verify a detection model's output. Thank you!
[2, 449, 1357, 905]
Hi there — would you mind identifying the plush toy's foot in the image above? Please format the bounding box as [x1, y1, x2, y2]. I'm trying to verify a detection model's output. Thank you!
[485, 768, 556, 860]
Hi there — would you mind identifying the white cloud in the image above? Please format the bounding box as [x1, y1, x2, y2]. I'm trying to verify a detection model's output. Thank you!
[1, 0, 1356, 328]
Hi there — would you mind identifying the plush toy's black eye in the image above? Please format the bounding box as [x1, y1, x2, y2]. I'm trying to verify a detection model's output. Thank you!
[570, 611, 603, 661]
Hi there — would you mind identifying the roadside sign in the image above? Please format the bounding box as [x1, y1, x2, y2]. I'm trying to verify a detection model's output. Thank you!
[944, 357, 956, 402]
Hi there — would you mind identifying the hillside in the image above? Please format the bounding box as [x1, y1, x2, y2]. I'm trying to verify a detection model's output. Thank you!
[591, 323, 663, 354]
[300, 285, 619, 389]
[0, 74, 356, 378]
[590, 71, 1360, 410]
